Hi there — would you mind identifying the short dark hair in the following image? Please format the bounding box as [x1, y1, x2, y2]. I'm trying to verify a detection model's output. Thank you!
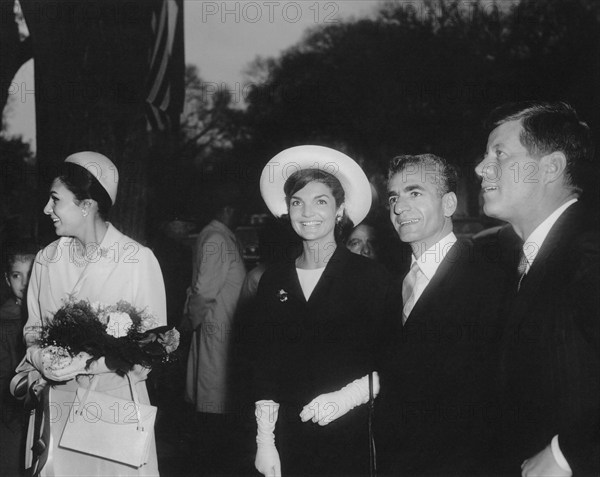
[387, 153, 458, 196]
[486, 101, 594, 194]
[3, 242, 38, 273]
[56, 162, 112, 220]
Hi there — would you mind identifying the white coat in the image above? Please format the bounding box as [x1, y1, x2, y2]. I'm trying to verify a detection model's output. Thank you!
[24, 223, 167, 476]
[184, 220, 246, 413]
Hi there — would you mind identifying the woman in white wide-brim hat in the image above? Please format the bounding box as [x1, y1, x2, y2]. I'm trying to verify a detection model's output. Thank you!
[20, 151, 166, 476]
[252, 145, 392, 476]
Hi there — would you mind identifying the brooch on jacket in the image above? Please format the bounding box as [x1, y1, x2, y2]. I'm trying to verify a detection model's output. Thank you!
[277, 289, 288, 303]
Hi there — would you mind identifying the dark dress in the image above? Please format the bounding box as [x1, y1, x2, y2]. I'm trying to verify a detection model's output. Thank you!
[252, 246, 391, 476]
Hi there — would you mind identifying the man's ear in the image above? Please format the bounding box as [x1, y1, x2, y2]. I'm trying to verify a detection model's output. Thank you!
[442, 192, 457, 218]
[542, 152, 567, 184]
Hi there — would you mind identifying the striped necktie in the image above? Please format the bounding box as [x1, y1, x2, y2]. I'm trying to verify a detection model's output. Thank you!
[402, 261, 427, 324]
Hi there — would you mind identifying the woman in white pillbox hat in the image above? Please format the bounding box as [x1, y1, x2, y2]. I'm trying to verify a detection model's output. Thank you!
[20, 151, 166, 476]
[252, 145, 392, 476]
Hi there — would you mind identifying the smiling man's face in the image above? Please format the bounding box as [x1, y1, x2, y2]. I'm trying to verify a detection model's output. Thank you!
[388, 165, 456, 256]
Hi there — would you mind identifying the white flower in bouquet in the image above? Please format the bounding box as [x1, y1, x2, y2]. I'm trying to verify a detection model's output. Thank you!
[106, 312, 133, 338]
[139, 315, 160, 332]
[90, 301, 103, 316]
[158, 328, 181, 354]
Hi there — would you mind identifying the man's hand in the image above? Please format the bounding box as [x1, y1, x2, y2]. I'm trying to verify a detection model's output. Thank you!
[521, 444, 572, 477]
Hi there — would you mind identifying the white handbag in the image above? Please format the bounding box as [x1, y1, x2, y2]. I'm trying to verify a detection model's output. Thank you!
[59, 373, 157, 468]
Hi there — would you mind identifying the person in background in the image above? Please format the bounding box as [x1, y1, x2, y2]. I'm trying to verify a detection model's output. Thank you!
[22, 151, 167, 477]
[1, 249, 35, 399]
[345, 221, 379, 261]
[475, 101, 599, 476]
[0, 247, 35, 477]
[252, 145, 391, 476]
[377, 153, 504, 475]
[182, 183, 247, 474]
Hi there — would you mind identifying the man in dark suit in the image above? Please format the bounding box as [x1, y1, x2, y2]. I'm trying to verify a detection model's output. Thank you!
[377, 154, 504, 475]
[475, 101, 599, 476]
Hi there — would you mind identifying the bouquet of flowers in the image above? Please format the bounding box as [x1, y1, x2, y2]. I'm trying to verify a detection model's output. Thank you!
[38, 299, 180, 376]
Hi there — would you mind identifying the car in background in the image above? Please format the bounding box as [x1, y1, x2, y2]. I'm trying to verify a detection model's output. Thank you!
[234, 213, 270, 269]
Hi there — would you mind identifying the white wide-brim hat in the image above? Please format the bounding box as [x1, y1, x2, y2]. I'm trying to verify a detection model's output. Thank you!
[260, 145, 372, 225]
[64, 151, 119, 204]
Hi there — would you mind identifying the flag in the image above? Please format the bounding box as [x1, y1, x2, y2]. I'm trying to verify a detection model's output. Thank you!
[146, 0, 184, 133]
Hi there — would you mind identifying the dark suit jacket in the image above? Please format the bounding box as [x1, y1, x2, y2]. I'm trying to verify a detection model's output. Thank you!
[495, 202, 600, 476]
[377, 238, 506, 476]
[252, 245, 392, 475]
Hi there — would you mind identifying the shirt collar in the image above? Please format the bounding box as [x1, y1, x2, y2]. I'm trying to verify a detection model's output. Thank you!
[522, 198, 577, 269]
[412, 232, 457, 280]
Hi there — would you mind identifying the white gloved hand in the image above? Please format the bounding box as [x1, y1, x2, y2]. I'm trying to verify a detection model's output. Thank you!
[255, 400, 281, 477]
[27, 346, 95, 382]
[299, 372, 380, 426]
[25, 345, 45, 373]
[44, 351, 94, 381]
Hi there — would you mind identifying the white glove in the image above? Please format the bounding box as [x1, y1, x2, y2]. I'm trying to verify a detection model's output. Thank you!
[299, 372, 380, 426]
[255, 400, 281, 477]
[25, 346, 45, 373]
[27, 346, 100, 382]
[44, 351, 94, 381]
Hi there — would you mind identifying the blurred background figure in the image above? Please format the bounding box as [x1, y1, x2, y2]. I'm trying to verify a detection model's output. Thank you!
[0, 246, 35, 477]
[346, 214, 408, 275]
[182, 181, 247, 475]
[237, 217, 299, 306]
[151, 217, 195, 328]
[346, 221, 379, 260]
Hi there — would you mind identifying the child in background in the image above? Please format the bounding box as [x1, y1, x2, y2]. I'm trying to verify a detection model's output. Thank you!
[0, 249, 35, 476]
[1, 251, 35, 391]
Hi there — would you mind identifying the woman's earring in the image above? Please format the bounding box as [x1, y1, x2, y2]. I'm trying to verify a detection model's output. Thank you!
[336, 215, 342, 223]
[82, 209, 88, 217]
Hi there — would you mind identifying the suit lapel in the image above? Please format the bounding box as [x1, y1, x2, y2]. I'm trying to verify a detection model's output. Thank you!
[277, 246, 347, 305]
[511, 203, 582, 317]
[406, 241, 465, 322]
[280, 260, 305, 303]
[307, 246, 346, 305]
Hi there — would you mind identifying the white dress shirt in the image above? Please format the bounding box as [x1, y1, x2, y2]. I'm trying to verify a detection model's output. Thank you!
[410, 232, 458, 304]
[521, 199, 578, 272]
